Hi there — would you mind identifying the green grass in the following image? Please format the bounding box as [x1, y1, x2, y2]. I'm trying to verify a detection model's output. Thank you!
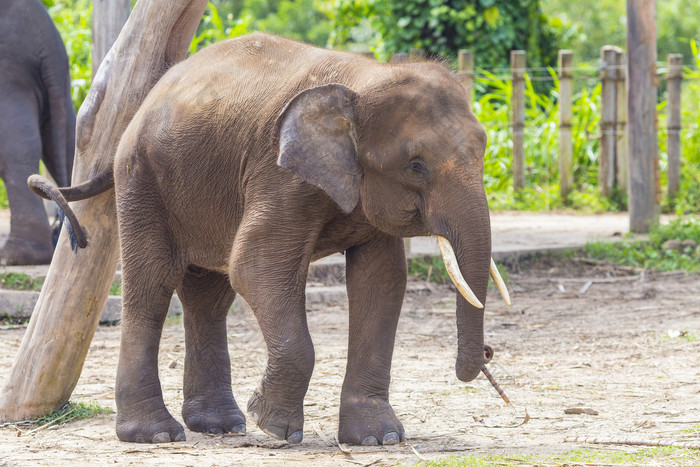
[109, 282, 122, 296]
[0, 272, 44, 291]
[583, 215, 700, 272]
[26, 401, 112, 428]
[417, 446, 700, 466]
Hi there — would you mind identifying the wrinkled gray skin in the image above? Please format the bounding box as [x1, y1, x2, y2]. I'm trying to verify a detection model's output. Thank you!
[0, 0, 75, 265]
[43, 34, 491, 445]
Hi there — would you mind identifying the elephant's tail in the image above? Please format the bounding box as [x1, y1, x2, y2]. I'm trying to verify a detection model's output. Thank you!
[27, 167, 114, 250]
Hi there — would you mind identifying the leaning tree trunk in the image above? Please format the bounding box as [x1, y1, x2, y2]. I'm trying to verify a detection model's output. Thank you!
[0, 0, 209, 422]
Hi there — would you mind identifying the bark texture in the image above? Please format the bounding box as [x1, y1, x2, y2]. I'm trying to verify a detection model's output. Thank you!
[0, 0, 209, 422]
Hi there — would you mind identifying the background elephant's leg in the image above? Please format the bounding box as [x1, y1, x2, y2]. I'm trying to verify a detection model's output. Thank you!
[115, 211, 186, 444]
[339, 234, 407, 445]
[177, 266, 245, 435]
[0, 108, 53, 265]
[229, 212, 319, 444]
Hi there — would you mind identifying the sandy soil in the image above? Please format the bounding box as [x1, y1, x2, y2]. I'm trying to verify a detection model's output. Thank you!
[0, 258, 699, 466]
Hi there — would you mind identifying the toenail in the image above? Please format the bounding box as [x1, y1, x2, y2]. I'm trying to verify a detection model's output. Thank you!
[361, 436, 379, 446]
[174, 432, 186, 442]
[208, 427, 224, 434]
[230, 424, 246, 435]
[152, 432, 171, 443]
[134, 436, 146, 443]
[287, 430, 303, 444]
[382, 432, 400, 445]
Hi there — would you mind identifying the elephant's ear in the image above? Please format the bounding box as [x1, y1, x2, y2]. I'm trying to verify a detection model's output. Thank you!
[276, 84, 361, 214]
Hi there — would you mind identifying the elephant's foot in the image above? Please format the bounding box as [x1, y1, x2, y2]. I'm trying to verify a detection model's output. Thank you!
[182, 392, 246, 435]
[116, 405, 185, 443]
[247, 387, 304, 443]
[0, 239, 53, 266]
[338, 394, 405, 445]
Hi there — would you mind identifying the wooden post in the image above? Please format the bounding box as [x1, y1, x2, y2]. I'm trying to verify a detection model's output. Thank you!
[558, 50, 574, 199]
[614, 47, 628, 193]
[458, 49, 475, 104]
[627, 0, 659, 233]
[599, 45, 618, 197]
[0, 0, 209, 422]
[511, 50, 526, 191]
[667, 53, 683, 200]
[409, 48, 425, 60]
[390, 53, 408, 63]
[92, 0, 130, 75]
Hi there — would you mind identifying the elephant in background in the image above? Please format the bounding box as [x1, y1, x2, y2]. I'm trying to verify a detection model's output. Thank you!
[30, 33, 510, 445]
[0, 0, 75, 265]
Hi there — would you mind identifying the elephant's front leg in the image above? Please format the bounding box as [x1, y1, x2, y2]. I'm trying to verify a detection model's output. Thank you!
[339, 234, 407, 445]
[229, 213, 320, 444]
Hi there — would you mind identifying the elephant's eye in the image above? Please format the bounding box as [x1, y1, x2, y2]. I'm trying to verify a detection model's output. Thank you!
[406, 158, 428, 178]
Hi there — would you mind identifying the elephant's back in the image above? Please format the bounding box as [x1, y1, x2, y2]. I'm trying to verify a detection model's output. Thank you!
[127, 34, 379, 196]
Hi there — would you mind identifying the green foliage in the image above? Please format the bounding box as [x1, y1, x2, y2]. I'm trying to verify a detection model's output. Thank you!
[661, 40, 700, 214]
[543, 0, 700, 67]
[331, 0, 565, 69]
[29, 401, 112, 427]
[0, 272, 44, 291]
[209, 0, 332, 48]
[419, 447, 700, 466]
[408, 255, 450, 285]
[109, 282, 122, 296]
[476, 67, 614, 211]
[44, 0, 93, 111]
[584, 215, 700, 272]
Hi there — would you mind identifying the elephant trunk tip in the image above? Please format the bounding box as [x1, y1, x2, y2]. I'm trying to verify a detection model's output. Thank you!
[455, 358, 482, 383]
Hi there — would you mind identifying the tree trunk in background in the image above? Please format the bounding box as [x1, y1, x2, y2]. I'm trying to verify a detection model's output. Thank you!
[0, 0, 208, 422]
[627, 0, 659, 233]
[92, 0, 131, 76]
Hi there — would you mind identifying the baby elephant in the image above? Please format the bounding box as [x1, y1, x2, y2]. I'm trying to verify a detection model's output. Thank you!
[31, 33, 509, 445]
[0, 0, 75, 264]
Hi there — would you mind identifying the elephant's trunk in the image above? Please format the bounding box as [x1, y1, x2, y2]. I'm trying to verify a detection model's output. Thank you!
[433, 193, 491, 382]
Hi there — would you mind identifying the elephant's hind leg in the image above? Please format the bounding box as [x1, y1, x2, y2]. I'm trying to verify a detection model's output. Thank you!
[178, 266, 245, 435]
[115, 196, 187, 443]
[0, 104, 53, 265]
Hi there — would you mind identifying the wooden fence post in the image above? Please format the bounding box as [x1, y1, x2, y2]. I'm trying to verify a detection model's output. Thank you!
[511, 50, 526, 191]
[409, 49, 426, 60]
[627, 0, 659, 233]
[558, 50, 574, 199]
[599, 45, 618, 197]
[390, 53, 408, 63]
[667, 53, 683, 200]
[92, 0, 130, 75]
[458, 49, 475, 104]
[614, 47, 628, 193]
[0, 0, 209, 422]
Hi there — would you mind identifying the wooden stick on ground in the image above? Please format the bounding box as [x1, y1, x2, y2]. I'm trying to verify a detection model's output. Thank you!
[0, 0, 209, 422]
[566, 436, 700, 450]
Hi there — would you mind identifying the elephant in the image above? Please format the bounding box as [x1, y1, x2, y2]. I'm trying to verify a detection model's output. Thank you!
[29, 33, 510, 445]
[0, 0, 76, 265]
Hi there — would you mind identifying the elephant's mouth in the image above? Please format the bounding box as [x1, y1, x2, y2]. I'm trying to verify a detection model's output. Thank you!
[436, 235, 510, 307]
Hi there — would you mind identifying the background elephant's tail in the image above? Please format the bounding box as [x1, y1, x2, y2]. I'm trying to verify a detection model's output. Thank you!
[27, 168, 114, 250]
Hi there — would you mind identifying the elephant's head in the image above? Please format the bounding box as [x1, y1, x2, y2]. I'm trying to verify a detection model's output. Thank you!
[275, 63, 509, 382]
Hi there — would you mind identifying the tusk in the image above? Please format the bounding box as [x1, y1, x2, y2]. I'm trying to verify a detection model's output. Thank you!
[490, 258, 512, 306]
[436, 236, 484, 309]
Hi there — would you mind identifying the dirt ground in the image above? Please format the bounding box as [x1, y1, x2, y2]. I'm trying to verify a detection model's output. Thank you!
[0, 257, 699, 466]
